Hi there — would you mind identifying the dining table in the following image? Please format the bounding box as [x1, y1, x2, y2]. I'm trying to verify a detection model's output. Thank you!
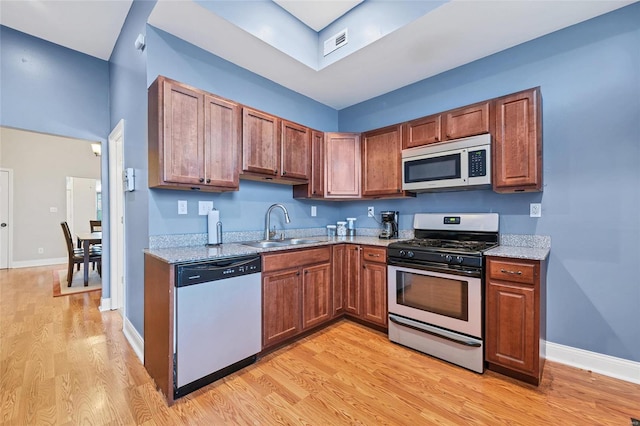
[76, 231, 102, 285]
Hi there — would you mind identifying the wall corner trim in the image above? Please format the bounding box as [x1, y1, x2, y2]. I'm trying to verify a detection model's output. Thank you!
[546, 341, 640, 385]
[99, 298, 111, 312]
[123, 316, 144, 364]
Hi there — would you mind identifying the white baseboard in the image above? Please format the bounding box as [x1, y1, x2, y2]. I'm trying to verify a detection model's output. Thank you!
[12, 257, 66, 268]
[546, 341, 640, 384]
[99, 298, 111, 312]
[123, 316, 144, 364]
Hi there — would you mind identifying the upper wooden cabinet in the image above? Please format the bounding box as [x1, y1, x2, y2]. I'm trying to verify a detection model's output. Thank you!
[361, 124, 404, 197]
[492, 88, 542, 193]
[242, 107, 281, 177]
[325, 132, 361, 198]
[148, 76, 241, 192]
[292, 130, 324, 198]
[403, 113, 442, 148]
[443, 101, 490, 140]
[281, 120, 310, 181]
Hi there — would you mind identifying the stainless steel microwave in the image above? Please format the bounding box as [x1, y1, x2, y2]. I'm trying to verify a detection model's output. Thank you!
[402, 134, 491, 192]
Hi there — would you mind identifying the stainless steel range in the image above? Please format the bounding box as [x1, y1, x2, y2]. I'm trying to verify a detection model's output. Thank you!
[387, 213, 499, 373]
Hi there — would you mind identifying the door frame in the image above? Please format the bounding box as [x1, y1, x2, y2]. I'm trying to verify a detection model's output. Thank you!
[108, 120, 126, 313]
[0, 168, 14, 269]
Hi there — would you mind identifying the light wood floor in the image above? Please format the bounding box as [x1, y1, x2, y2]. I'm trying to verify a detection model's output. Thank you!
[1, 265, 639, 425]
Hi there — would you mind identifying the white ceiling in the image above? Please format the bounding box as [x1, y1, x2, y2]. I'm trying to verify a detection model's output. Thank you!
[0, 0, 636, 109]
[273, 0, 363, 31]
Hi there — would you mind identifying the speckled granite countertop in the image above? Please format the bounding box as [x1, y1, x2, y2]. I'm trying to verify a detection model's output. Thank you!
[144, 235, 398, 264]
[484, 246, 549, 261]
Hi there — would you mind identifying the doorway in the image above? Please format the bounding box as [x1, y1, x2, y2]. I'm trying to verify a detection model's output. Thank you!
[0, 169, 12, 269]
[109, 120, 126, 313]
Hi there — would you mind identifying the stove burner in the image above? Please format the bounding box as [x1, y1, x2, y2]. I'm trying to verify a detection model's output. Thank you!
[402, 238, 492, 252]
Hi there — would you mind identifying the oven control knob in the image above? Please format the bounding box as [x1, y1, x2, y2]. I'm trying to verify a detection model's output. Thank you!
[399, 250, 406, 257]
[406, 251, 414, 258]
[445, 254, 453, 263]
[455, 256, 464, 264]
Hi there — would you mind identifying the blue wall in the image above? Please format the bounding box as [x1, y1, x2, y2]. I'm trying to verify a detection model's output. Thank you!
[109, 0, 156, 333]
[339, 4, 640, 362]
[145, 26, 341, 237]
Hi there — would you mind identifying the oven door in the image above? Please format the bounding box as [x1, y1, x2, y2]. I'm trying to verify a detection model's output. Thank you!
[387, 264, 482, 338]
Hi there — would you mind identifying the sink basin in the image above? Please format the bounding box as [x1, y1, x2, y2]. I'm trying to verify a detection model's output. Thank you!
[241, 238, 320, 248]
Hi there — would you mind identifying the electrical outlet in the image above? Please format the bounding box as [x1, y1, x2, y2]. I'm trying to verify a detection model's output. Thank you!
[311, 206, 317, 217]
[198, 201, 214, 215]
[367, 206, 375, 217]
[38, 248, 44, 254]
[530, 203, 542, 218]
[178, 200, 188, 215]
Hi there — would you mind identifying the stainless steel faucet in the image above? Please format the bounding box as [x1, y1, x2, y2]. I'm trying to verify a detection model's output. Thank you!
[264, 204, 291, 240]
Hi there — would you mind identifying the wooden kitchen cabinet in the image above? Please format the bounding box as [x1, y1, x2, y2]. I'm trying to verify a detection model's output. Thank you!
[403, 113, 442, 148]
[331, 244, 347, 317]
[292, 130, 324, 198]
[262, 247, 332, 350]
[361, 124, 406, 197]
[281, 120, 310, 181]
[361, 246, 388, 327]
[485, 256, 546, 385]
[344, 245, 362, 316]
[492, 87, 542, 193]
[148, 76, 241, 192]
[325, 132, 361, 198]
[443, 101, 490, 140]
[242, 107, 281, 177]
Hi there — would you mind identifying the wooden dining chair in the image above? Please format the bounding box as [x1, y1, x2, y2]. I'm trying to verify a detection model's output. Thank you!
[61, 222, 102, 287]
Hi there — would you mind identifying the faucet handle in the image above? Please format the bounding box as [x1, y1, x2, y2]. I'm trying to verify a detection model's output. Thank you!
[269, 226, 277, 239]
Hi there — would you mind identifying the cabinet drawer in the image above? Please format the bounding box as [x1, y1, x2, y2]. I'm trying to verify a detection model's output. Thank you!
[361, 246, 386, 263]
[487, 258, 537, 285]
[263, 246, 331, 273]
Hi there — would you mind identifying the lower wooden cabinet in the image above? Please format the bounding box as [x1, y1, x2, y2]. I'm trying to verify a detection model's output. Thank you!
[262, 247, 331, 350]
[333, 244, 388, 328]
[485, 256, 546, 385]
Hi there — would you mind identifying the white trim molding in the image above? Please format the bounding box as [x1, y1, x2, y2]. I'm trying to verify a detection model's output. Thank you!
[99, 298, 111, 312]
[546, 341, 640, 384]
[12, 257, 67, 268]
[123, 315, 144, 364]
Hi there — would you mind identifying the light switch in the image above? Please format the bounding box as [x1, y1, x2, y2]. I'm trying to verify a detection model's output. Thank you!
[198, 201, 214, 215]
[178, 200, 188, 215]
[49, 207, 58, 213]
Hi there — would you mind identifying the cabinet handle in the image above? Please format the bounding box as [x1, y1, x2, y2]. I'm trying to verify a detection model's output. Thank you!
[283, 171, 287, 176]
[367, 253, 381, 258]
[362, 265, 366, 269]
[296, 271, 300, 276]
[206, 179, 211, 184]
[274, 169, 278, 175]
[199, 178, 205, 183]
[500, 269, 522, 275]
[304, 270, 308, 274]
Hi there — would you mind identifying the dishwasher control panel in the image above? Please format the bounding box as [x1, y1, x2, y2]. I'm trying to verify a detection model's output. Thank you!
[176, 255, 261, 287]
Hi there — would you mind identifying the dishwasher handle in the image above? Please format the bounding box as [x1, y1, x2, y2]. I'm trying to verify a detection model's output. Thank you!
[176, 255, 261, 287]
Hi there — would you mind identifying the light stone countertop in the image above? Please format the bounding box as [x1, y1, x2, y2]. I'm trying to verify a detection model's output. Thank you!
[484, 245, 550, 261]
[144, 235, 399, 264]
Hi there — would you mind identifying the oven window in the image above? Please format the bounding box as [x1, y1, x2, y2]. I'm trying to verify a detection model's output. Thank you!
[404, 153, 461, 183]
[396, 271, 468, 321]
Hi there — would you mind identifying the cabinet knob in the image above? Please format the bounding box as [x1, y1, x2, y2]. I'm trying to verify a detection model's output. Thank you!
[274, 169, 278, 175]
[199, 178, 205, 183]
[362, 265, 366, 269]
[206, 179, 211, 184]
[312, 190, 317, 195]
[283, 171, 287, 176]
[296, 271, 300, 276]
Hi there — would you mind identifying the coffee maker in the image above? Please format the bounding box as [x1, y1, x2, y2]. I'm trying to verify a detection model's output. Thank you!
[379, 211, 399, 239]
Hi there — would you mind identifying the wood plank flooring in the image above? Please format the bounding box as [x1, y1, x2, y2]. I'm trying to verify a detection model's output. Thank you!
[1, 265, 639, 425]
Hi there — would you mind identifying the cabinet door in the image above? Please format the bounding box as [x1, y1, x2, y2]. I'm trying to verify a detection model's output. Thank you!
[344, 245, 361, 315]
[262, 269, 301, 348]
[443, 101, 490, 140]
[162, 80, 205, 184]
[361, 125, 403, 197]
[331, 245, 346, 317]
[361, 261, 387, 326]
[310, 131, 325, 197]
[281, 120, 310, 181]
[242, 108, 281, 176]
[486, 280, 536, 375]
[403, 113, 442, 148]
[204, 94, 241, 189]
[493, 88, 542, 192]
[302, 263, 332, 329]
[325, 133, 361, 198]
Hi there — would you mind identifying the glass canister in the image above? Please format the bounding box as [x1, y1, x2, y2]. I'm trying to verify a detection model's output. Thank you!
[336, 221, 347, 237]
[346, 217, 357, 236]
[326, 224, 337, 237]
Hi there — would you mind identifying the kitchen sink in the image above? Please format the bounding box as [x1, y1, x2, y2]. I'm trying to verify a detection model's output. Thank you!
[241, 238, 320, 248]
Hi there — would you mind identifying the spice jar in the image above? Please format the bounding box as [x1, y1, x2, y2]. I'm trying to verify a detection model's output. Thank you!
[336, 221, 347, 236]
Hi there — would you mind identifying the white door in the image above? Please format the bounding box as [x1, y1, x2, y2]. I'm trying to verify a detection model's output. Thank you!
[0, 169, 11, 269]
[109, 120, 125, 312]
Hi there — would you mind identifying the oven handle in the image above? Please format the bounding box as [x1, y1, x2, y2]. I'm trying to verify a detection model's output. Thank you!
[389, 314, 482, 347]
[387, 259, 481, 278]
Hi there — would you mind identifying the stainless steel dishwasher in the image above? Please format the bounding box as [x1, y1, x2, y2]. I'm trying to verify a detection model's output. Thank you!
[174, 255, 261, 398]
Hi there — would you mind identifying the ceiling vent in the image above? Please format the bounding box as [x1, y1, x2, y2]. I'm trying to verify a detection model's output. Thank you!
[323, 28, 348, 56]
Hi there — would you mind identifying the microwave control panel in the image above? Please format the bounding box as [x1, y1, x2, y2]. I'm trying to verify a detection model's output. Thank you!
[468, 149, 487, 177]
